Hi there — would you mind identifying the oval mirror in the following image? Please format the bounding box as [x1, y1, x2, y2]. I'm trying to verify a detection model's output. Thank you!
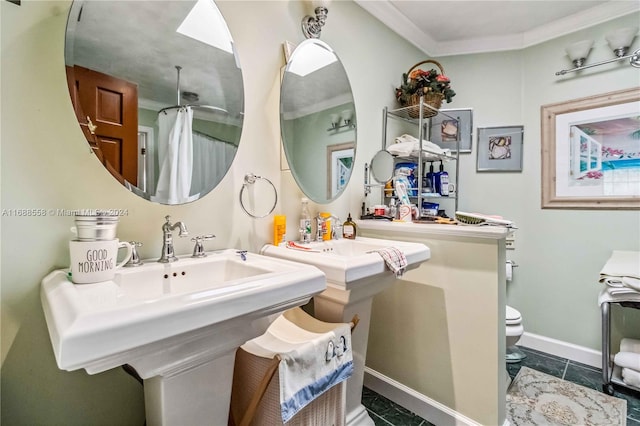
[370, 150, 394, 183]
[64, 0, 244, 205]
[280, 39, 356, 204]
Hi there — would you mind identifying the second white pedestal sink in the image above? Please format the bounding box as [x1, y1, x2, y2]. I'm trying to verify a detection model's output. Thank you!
[41, 249, 326, 425]
[261, 237, 430, 425]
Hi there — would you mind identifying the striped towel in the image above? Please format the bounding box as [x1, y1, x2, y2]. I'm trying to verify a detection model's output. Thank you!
[376, 247, 408, 277]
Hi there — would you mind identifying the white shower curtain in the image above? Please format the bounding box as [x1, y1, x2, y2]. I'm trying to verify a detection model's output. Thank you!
[191, 131, 237, 196]
[155, 106, 194, 204]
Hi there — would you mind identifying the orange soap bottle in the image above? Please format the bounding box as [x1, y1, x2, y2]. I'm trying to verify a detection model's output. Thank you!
[273, 215, 286, 245]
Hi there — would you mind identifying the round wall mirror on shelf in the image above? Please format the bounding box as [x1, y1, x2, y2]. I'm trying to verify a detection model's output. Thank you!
[280, 39, 357, 204]
[64, 0, 244, 205]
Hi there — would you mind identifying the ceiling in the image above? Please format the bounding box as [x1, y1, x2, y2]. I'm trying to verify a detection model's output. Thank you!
[354, 0, 640, 56]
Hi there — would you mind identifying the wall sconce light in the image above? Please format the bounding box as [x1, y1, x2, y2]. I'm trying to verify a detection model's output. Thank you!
[565, 40, 593, 68]
[302, 0, 330, 39]
[606, 27, 637, 57]
[556, 26, 640, 76]
[327, 109, 355, 132]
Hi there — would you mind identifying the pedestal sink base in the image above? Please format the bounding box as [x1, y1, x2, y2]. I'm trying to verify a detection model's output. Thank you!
[347, 405, 376, 426]
[313, 275, 396, 426]
[261, 238, 430, 426]
[145, 352, 235, 425]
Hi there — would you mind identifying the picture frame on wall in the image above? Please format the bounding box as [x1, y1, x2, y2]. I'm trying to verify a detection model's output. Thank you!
[427, 108, 473, 153]
[476, 126, 524, 172]
[541, 88, 640, 210]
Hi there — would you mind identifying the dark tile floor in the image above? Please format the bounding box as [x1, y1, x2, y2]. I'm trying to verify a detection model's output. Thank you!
[362, 345, 640, 426]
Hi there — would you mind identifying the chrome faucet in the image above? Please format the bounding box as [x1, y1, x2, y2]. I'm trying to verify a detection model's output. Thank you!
[158, 215, 189, 263]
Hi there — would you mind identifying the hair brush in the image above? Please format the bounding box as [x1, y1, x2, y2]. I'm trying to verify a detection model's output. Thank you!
[455, 211, 513, 226]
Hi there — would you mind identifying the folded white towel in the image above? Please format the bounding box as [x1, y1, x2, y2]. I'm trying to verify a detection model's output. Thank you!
[389, 134, 451, 160]
[622, 276, 640, 291]
[599, 250, 640, 280]
[621, 338, 640, 354]
[599, 276, 625, 288]
[598, 287, 640, 306]
[376, 247, 408, 277]
[614, 351, 640, 371]
[241, 312, 353, 423]
[622, 367, 640, 388]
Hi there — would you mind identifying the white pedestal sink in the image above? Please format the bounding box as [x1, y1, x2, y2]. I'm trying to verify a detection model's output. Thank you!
[41, 249, 326, 425]
[261, 237, 430, 425]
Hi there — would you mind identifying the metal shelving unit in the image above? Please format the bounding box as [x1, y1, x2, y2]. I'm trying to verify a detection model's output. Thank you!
[381, 97, 460, 216]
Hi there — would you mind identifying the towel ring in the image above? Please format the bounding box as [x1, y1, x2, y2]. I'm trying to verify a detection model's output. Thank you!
[239, 173, 278, 218]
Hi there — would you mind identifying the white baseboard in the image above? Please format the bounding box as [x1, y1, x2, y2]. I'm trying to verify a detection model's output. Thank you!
[364, 367, 482, 426]
[518, 331, 602, 368]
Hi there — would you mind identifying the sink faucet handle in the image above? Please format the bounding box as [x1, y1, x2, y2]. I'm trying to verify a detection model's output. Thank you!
[125, 241, 144, 267]
[236, 250, 247, 261]
[191, 234, 216, 258]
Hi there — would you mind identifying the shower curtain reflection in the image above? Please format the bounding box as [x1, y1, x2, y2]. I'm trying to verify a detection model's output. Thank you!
[155, 106, 195, 204]
[191, 131, 237, 196]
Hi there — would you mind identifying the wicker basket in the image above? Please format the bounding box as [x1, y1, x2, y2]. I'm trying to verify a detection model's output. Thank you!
[399, 60, 446, 118]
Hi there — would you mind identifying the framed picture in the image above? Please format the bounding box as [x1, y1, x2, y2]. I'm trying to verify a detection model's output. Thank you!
[541, 88, 640, 209]
[327, 142, 354, 199]
[427, 108, 473, 153]
[476, 126, 524, 172]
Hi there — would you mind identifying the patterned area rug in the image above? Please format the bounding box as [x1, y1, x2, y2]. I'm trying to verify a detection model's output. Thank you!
[507, 367, 627, 425]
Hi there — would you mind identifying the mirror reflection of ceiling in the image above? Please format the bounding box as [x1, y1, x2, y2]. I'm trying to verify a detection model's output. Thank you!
[280, 39, 357, 204]
[280, 46, 353, 120]
[66, 0, 243, 123]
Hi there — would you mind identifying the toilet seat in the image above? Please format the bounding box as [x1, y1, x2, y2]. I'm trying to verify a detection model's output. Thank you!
[506, 305, 522, 325]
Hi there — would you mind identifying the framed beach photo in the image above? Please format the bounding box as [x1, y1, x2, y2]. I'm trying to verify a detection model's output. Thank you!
[427, 108, 473, 153]
[476, 126, 524, 172]
[541, 88, 640, 209]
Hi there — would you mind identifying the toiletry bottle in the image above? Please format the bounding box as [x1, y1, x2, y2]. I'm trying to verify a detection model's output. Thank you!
[388, 197, 398, 220]
[300, 198, 312, 243]
[273, 215, 286, 246]
[435, 161, 449, 196]
[343, 213, 357, 239]
[425, 162, 435, 193]
[319, 212, 332, 241]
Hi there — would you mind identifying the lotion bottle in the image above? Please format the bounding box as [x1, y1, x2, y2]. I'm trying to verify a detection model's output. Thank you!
[273, 215, 286, 245]
[435, 161, 449, 196]
[342, 213, 357, 239]
[425, 162, 436, 193]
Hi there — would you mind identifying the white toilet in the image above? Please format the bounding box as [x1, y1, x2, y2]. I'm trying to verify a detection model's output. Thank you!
[505, 305, 525, 363]
[505, 259, 525, 362]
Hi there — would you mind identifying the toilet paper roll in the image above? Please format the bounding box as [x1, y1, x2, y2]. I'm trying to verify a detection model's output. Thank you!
[506, 261, 513, 282]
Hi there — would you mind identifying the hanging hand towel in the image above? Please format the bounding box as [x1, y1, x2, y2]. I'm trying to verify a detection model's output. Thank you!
[621, 338, 640, 354]
[376, 247, 408, 277]
[614, 351, 640, 371]
[240, 312, 353, 423]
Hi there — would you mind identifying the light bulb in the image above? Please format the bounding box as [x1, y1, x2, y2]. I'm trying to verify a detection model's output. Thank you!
[565, 40, 593, 67]
[606, 27, 638, 57]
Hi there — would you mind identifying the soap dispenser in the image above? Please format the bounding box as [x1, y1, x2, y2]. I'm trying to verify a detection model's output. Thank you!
[435, 161, 449, 196]
[342, 213, 357, 239]
[425, 162, 435, 193]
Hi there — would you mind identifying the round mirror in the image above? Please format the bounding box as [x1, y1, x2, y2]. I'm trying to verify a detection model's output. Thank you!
[64, 0, 244, 205]
[280, 39, 356, 204]
[370, 150, 394, 183]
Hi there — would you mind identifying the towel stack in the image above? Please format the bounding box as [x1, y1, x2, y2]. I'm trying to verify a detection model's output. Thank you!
[597, 251, 640, 306]
[614, 338, 640, 389]
[387, 134, 452, 160]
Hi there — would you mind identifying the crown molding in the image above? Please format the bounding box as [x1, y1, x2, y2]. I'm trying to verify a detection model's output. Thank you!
[354, 0, 640, 57]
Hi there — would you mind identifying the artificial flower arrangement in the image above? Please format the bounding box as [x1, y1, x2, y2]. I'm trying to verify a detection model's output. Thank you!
[395, 60, 456, 113]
